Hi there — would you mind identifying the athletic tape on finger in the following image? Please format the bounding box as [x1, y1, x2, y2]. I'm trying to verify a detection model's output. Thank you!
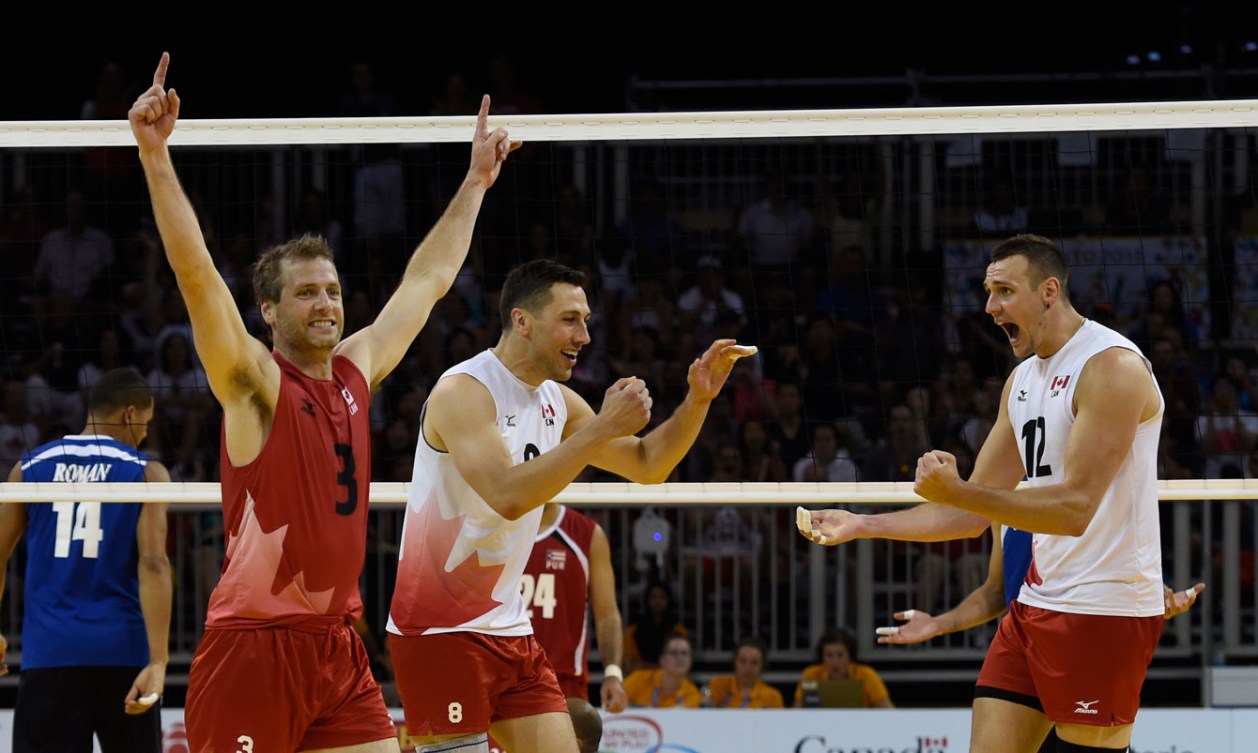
[876, 627, 899, 636]
[902, 609, 917, 620]
[137, 693, 159, 706]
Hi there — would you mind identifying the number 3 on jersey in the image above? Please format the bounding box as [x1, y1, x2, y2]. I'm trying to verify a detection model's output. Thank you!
[519, 573, 557, 619]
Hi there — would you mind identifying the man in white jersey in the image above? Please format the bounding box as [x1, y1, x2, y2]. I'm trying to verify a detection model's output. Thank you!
[919, 233, 1164, 753]
[387, 258, 755, 753]
[803, 234, 1165, 753]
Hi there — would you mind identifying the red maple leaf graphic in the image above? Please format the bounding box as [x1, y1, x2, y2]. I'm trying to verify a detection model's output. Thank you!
[398, 494, 508, 628]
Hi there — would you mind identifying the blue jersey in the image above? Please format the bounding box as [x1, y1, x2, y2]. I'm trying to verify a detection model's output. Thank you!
[1002, 527, 1033, 607]
[18, 435, 150, 668]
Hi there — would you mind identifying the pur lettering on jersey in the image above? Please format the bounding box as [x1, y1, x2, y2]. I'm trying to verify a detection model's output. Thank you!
[341, 386, 359, 415]
[546, 549, 567, 570]
[51, 462, 113, 483]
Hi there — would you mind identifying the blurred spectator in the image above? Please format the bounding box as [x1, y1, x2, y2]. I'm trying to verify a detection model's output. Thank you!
[708, 441, 743, 483]
[1149, 337, 1201, 473]
[618, 178, 685, 285]
[863, 404, 928, 482]
[823, 173, 879, 265]
[766, 381, 811, 470]
[792, 422, 859, 482]
[734, 167, 817, 277]
[145, 333, 212, 481]
[293, 188, 345, 275]
[337, 62, 405, 295]
[677, 255, 746, 348]
[1145, 278, 1199, 350]
[619, 277, 677, 353]
[799, 313, 875, 426]
[22, 294, 90, 434]
[972, 173, 1027, 232]
[794, 627, 893, 708]
[623, 632, 702, 709]
[428, 70, 479, 117]
[33, 189, 115, 306]
[739, 419, 788, 482]
[874, 283, 942, 392]
[815, 244, 875, 336]
[1105, 164, 1173, 235]
[0, 186, 52, 300]
[487, 53, 543, 116]
[0, 380, 42, 468]
[77, 323, 132, 397]
[959, 376, 1004, 458]
[707, 635, 785, 708]
[624, 580, 688, 673]
[80, 62, 144, 236]
[1198, 374, 1258, 478]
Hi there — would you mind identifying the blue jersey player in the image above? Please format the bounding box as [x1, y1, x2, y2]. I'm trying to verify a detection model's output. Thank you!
[0, 367, 172, 753]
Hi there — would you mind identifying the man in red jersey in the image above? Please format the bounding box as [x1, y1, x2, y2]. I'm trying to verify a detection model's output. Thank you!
[129, 52, 518, 753]
[520, 503, 628, 712]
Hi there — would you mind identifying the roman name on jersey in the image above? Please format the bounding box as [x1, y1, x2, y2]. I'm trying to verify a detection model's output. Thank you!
[51, 462, 112, 483]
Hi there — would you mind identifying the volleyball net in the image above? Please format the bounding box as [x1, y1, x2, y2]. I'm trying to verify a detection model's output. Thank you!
[0, 97, 1255, 680]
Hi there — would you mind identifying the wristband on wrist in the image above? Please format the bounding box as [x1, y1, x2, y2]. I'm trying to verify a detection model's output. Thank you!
[604, 664, 624, 682]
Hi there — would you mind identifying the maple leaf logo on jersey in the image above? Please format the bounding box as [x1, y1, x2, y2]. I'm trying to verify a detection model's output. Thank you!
[221, 491, 335, 614]
[398, 490, 509, 627]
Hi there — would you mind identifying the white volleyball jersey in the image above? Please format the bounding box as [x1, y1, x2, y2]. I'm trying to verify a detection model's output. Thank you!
[1009, 320, 1164, 617]
[387, 350, 568, 637]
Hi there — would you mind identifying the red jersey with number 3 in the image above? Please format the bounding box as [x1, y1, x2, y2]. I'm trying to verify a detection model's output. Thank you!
[524, 506, 596, 679]
[207, 352, 371, 627]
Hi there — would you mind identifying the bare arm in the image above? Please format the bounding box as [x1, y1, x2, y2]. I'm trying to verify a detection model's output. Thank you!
[124, 461, 172, 714]
[579, 339, 755, 484]
[589, 524, 627, 712]
[801, 504, 990, 547]
[426, 374, 650, 520]
[128, 53, 274, 410]
[336, 96, 519, 390]
[916, 348, 1157, 535]
[879, 523, 1006, 644]
[0, 464, 27, 677]
[800, 376, 1025, 547]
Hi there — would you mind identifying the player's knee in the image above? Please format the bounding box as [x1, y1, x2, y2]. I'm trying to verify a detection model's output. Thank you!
[413, 732, 489, 753]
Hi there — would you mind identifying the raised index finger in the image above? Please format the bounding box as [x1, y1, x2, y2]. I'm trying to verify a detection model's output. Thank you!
[476, 94, 491, 137]
[152, 52, 170, 88]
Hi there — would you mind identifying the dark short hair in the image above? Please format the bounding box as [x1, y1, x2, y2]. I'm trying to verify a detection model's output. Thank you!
[662, 629, 693, 654]
[816, 627, 858, 664]
[988, 233, 1069, 295]
[87, 367, 153, 415]
[252, 233, 336, 305]
[498, 259, 585, 330]
[734, 634, 769, 667]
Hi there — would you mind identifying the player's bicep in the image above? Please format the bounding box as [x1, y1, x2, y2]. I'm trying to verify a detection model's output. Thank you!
[1063, 350, 1151, 511]
[426, 376, 514, 500]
